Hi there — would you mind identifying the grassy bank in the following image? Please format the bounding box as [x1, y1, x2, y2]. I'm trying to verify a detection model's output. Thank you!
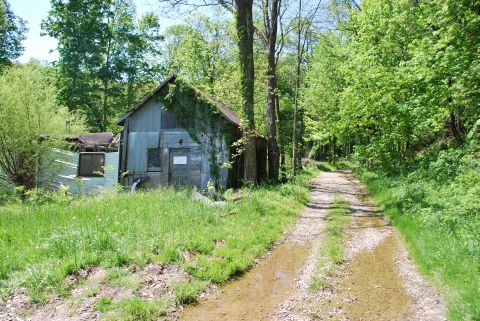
[0, 166, 318, 310]
[356, 146, 480, 321]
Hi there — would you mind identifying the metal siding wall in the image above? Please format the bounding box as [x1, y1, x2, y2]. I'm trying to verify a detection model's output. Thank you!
[40, 150, 119, 194]
[126, 131, 200, 173]
[126, 132, 160, 173]
[129, 99, 162, 132]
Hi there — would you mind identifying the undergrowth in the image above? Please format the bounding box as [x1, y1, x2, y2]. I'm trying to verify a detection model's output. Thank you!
[96, 296, 167, 321]
[356, 145, 480, 321]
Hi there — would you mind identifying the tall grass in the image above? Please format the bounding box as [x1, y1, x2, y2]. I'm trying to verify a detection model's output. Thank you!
[0, 167, 318, 303]
[356, 146, 480, 321]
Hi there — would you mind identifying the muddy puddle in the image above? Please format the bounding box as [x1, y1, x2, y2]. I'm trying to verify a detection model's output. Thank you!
[181, 242, 311, 321]
[342, 235, 412, 320]
[336, 214, 414, 320]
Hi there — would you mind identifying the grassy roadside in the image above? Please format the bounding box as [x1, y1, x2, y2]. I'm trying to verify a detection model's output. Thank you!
[309, 196, 350, 292]
[356, 164, 480, 321]
[0, 166, 319, 318]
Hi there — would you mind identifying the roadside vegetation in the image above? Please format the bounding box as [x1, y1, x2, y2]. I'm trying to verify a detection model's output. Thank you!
[309, 196, 350, 292]
[0, 166, 318, 317]
[301, 1, 480, 319]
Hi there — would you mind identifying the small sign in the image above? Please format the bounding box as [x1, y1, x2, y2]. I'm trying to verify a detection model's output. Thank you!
[173, 156, 188, 165]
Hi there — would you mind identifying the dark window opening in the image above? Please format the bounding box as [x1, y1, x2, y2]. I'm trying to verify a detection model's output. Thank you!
[147, 148, 162, 171]
[78, 153, 105, 177]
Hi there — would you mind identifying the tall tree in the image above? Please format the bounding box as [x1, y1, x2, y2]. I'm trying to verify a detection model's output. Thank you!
[0, 0, 27, 71]
[291, 0, 321, 175]
[234, 0, 257, 182]
[162, 14, 234, 93]
[43, 0, 162, 131]
[125, 12, 163, 108]
[256, 0, 281, 181]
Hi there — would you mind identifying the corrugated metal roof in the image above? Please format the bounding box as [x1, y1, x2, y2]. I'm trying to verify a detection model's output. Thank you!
[66, 132, 115, 145]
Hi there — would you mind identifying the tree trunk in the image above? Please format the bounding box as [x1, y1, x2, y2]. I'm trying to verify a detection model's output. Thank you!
[449, 110, 463, 144]
[13, 153, 36, 189]
[102, 80, 109, 132]
[266, 0, 280, 182]
[275, 95, 286, 180]
[235, 0, 257, 183]
[101, 14, 115, 132]
[292, 0, 302, 176]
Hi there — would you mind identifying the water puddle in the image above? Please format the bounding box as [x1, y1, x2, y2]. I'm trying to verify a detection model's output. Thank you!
[341, 235, 413, 320]
[331, 212, 413, 320]
[181, 242, 311, 321]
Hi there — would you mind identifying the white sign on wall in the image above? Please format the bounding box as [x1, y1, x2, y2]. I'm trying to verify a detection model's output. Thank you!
[173, 156, 188, 165]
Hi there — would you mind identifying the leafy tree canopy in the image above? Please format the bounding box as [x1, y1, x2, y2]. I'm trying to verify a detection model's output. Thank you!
[0, 0, 27, 70]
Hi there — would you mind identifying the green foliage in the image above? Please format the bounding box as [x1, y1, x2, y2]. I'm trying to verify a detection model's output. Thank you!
[162, 14, 234, 92]
[0, 62, 83, 188]
[42, 0, 163, 131]
[303, 0, 480, 170]
[0, 168, 317, 303]
[0, 0, 26, 71]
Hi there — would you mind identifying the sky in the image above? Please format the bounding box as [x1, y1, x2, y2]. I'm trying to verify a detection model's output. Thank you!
[10, 0, 170, 63]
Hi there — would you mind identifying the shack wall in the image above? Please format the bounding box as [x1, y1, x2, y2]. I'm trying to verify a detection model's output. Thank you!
[40, 149, 119, 194]
[121, 99, 229, 190]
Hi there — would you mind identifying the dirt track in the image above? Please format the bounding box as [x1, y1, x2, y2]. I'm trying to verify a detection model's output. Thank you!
[182, 170, 447, 321]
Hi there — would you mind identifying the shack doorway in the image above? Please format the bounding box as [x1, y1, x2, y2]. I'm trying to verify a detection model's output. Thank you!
[169, 148, 190, 186]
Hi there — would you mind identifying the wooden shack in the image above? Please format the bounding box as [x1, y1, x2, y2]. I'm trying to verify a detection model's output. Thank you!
[116, 75, 267, 190]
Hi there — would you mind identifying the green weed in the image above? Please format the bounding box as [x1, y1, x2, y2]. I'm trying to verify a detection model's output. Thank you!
[84, 286, 100, 298]
[173, 279, 208, 304]
[116, 298, 166, 321]
[105, 268, 140, 289]
[309, 196, 350, 292]
[95, 295, 113, 312]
